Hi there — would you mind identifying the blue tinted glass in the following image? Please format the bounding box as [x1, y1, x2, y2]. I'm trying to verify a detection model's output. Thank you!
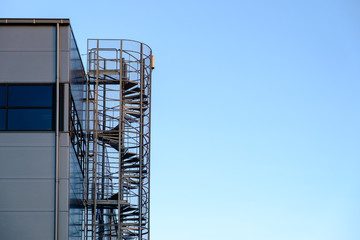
[8, 85, 53, 107]
[8, 109, 53, 130]
[0, 86, 6, 107]
[0, 109, 5, 130]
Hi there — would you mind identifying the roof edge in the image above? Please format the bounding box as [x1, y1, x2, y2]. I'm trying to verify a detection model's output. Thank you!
[0, 18, 70, 25]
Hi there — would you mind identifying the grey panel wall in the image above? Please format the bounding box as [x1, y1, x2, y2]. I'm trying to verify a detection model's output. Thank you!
[60, 133, 70, 240]
[0, 133, 55, 240]
[0, 212, 54, 240]
[0, 23, 81, 240]
[60, 26, 70, 83]
[0, 26, 56, 83]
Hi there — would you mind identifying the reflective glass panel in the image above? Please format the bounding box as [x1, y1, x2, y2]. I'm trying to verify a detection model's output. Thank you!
[0, 86, 5, 107]
[0, 109, 5, 130]
[8, 85, 53, 107]
[8, 109, 53, 130]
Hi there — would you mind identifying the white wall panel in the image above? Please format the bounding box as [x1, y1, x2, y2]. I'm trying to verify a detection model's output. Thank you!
[0, 133, 55, 146]
[60, 50, 70, 83]
[0, 52, 55, 83]
[0, 179, 54, 211]
[0, 146, 55, 178]
[0, 26, 55, 51]
[59, 179, 69, 212]
[59, 26, 69, 51]
[59, 211, 69, 240]
[0, 212, 54, 240]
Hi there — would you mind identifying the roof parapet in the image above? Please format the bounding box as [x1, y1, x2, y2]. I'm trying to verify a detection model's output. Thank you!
[0, 18, 70, 25]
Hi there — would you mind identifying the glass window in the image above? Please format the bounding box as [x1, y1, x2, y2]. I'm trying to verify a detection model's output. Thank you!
[0, 109, 5, 130]
[8, 85, 53, 107]
[8, 109, 53, 130]
[0, 84, 55, 131]
[0, 86, 6, 107]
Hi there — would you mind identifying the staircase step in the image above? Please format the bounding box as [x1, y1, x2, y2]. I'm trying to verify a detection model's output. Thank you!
[125, 111, 141, 118]
[124, 93, 148, 100]
[121, 207, 138, 213]
[123, 157, 139, 164]
[125, 100, 148, 105]
[122, 152, 136, 159]
[123, 179, 139, 184]
[122, 164, 140, 169]
[125, 106, 148, 111]
[124, 169, 147, 174]
[123, 81, 138, 90]
[124, 87, 141, 94]
[123, 174, 146, 179]
[124, 94, 140, 100]
[121, 212, 139, 216]
[125, 115, 138, 123]
[122, 222, 146, 226]
[122, 217, 145, 221]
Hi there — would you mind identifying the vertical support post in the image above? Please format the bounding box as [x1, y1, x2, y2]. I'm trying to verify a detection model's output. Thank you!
[118, 40, 123, 240]
[85, 40, 91, 240]
[92, 39, 100, 240]
[139, 43, 144, 239]
[55, 23, 60, 240]
[148, 51, 153, 240]
[85, 73, 90, 240]
[99, 70, 106, 240]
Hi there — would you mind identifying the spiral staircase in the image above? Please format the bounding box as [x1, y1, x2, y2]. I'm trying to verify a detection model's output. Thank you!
[85, 39, 152, 240]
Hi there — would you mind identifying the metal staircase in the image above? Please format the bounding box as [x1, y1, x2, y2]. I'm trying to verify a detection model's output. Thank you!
[85, 39, 153, 240]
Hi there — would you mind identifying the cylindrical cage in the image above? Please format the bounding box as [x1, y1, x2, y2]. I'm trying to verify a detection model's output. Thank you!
[86, 39, 152, 240]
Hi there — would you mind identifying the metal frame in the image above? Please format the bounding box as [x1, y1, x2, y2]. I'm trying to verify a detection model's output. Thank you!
[85, 39, 153, 240]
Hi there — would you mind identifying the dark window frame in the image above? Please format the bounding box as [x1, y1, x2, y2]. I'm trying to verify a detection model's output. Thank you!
[0, 83, 56, 131]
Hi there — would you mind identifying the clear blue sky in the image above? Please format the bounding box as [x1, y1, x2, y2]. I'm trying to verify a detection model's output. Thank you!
[2, 0, 360, 239]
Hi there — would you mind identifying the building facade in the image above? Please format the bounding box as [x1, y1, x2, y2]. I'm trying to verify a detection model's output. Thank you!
[0, 18, 88, 240]
[0, 18, 153, 240]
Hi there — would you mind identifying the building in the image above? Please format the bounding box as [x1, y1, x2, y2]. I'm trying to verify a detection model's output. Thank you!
[0, 18, 153, 240]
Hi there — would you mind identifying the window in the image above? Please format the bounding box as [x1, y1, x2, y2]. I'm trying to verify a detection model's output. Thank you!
[0, 86, 6, 107]
[8, 85, 53, 107]
[0, 86, 5, 130]
[0, 84, 54, 131]
[0, 109, 5, 130]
